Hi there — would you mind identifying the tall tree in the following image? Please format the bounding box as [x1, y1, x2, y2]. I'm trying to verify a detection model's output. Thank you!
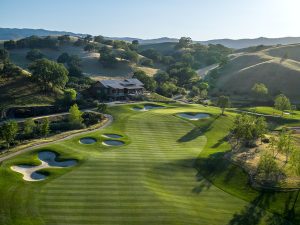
[252, 83, 268, 99]
[0, 120, 18, 148]
[29, 59, 69, 92]
[68, 104, 83, 125]
[133, 70, 156, 91]
[38, 118, 50, 137]
[257, 151, 279, 180]
[176, 37, 193, 49]
[26, 49, 44, 61]
[0, 49, 9, 63]
[274, 94, 291, 116]
[217, 96, 230, 115]
[23, 118, 36, 138]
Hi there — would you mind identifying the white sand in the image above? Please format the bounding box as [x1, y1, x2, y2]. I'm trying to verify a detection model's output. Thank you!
[102, 134, 122, 139]
[178, 113, 210, 120]
[102, 140, 124, 146]
[133, 105, 164, 111]
[11, 151, 77, 182]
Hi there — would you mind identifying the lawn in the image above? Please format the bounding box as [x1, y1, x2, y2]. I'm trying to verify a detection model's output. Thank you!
[0, 103, 298, 225]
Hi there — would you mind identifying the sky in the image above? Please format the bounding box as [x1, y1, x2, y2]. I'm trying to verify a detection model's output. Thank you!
[1, 0, 300, 41]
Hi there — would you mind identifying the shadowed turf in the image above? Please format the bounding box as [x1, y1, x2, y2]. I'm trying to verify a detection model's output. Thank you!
[0, 104, 298, 225]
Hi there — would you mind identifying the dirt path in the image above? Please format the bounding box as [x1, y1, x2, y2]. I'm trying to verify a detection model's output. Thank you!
[196, 64, 219, 78]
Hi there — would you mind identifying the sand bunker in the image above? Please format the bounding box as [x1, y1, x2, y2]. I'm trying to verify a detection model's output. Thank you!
[133, 105, 164, 111]
[178, 113, 210, 120]
[79, 137, 97, 144]
[11, 151, 77, 182]
[102, 134, 123, 139]
[102, 140, 124, 146]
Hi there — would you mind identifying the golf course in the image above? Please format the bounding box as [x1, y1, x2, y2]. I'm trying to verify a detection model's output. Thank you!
[0, 103, 299, 225]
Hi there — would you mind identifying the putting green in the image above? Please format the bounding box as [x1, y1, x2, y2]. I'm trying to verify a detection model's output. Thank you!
[0, 104, 296, 225]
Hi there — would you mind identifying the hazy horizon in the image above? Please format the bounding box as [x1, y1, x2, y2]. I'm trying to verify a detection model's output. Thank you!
[1, 0, 300, 40]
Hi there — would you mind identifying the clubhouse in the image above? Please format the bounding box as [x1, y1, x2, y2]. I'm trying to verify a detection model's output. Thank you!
[93, 78, 145, 100]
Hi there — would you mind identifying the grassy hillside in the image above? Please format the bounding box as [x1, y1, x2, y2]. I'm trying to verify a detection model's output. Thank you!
[0, 104, 297, 224]
[139, 42, 177, 54]
[210, 44, 300, 102]
[8, 46, 137, 78]
[0, 75, 56, 111]
[265, 44, 300, 62]
[5, 36, 159, 79]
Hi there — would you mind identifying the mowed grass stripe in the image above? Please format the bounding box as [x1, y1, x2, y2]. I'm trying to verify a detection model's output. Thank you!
[37, 107, 249, 225]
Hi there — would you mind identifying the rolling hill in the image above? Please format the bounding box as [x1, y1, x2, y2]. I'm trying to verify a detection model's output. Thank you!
[209, 44, 300, 103]
[2, 28, 300, 48]
[6, 38, 158, 79]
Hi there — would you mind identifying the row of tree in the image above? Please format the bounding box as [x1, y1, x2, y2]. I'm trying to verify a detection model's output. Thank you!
[0, 104, 83, 149]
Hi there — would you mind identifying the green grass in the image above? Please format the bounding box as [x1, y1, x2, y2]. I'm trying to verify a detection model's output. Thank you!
[0, 104, 298, 225]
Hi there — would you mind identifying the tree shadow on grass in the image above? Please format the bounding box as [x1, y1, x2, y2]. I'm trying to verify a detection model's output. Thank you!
[177, 115, 220, 143]
[195, 153, 299, 225]
[192, 175, 212, 194]
[227, 192, 297, 225]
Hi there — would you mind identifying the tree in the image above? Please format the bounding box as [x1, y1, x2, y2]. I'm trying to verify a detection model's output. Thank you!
[277, 129, 295, 162]
[252, 83, 268, 99]
[1, 62, 23, 77]
[140, 58, 153, 67]
[94, 35, 105, 43]
[232, 114, 267, 147]
[84, 43, 97, 52]
[274, 94, 291, 116]
[58, 35, 71, 44]
[57, 52, 70, 63]
[176, 37, 193, 49]
[257, 151, 279, 180]
[140, 49, 161, 62]
[121, 49, 138, 63]
[198, 82, 209, 91]
[67, 64, 82, 77]
[167, 63, 197, 86]
[97, 103, 107, 113]
[23, 118, 36, 138]
[29, 59, 69, 92]
[64, 88, 77, 105]
[0, 49, 9, 63]
[217, 96, 230, 115]
[130, 40, 139, 51]
[84, 35, 93, 43]
[38, 118, 50, 137]
[132, 40, 139, 45]
[133, 70, 156, 91]
[4, 40, 16, 49]
[99, 53, 118, 68]
[154, 71, 169, 84]
[291, 148, 300, 175]
[68, 104, 83, 125]
[26, 49, 44, 61]
[1, 120, 18, 148]
[156, 82, 178, 97]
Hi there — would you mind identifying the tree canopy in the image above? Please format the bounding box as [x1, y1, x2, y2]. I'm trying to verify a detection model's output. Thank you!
[217, 96, 230, 115]
[133, 70, 156, 92]
[29, 58, 69, 92]
[274, 94, 291, 116]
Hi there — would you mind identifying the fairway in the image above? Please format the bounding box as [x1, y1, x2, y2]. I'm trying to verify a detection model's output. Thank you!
[0, 104, 292, 225]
